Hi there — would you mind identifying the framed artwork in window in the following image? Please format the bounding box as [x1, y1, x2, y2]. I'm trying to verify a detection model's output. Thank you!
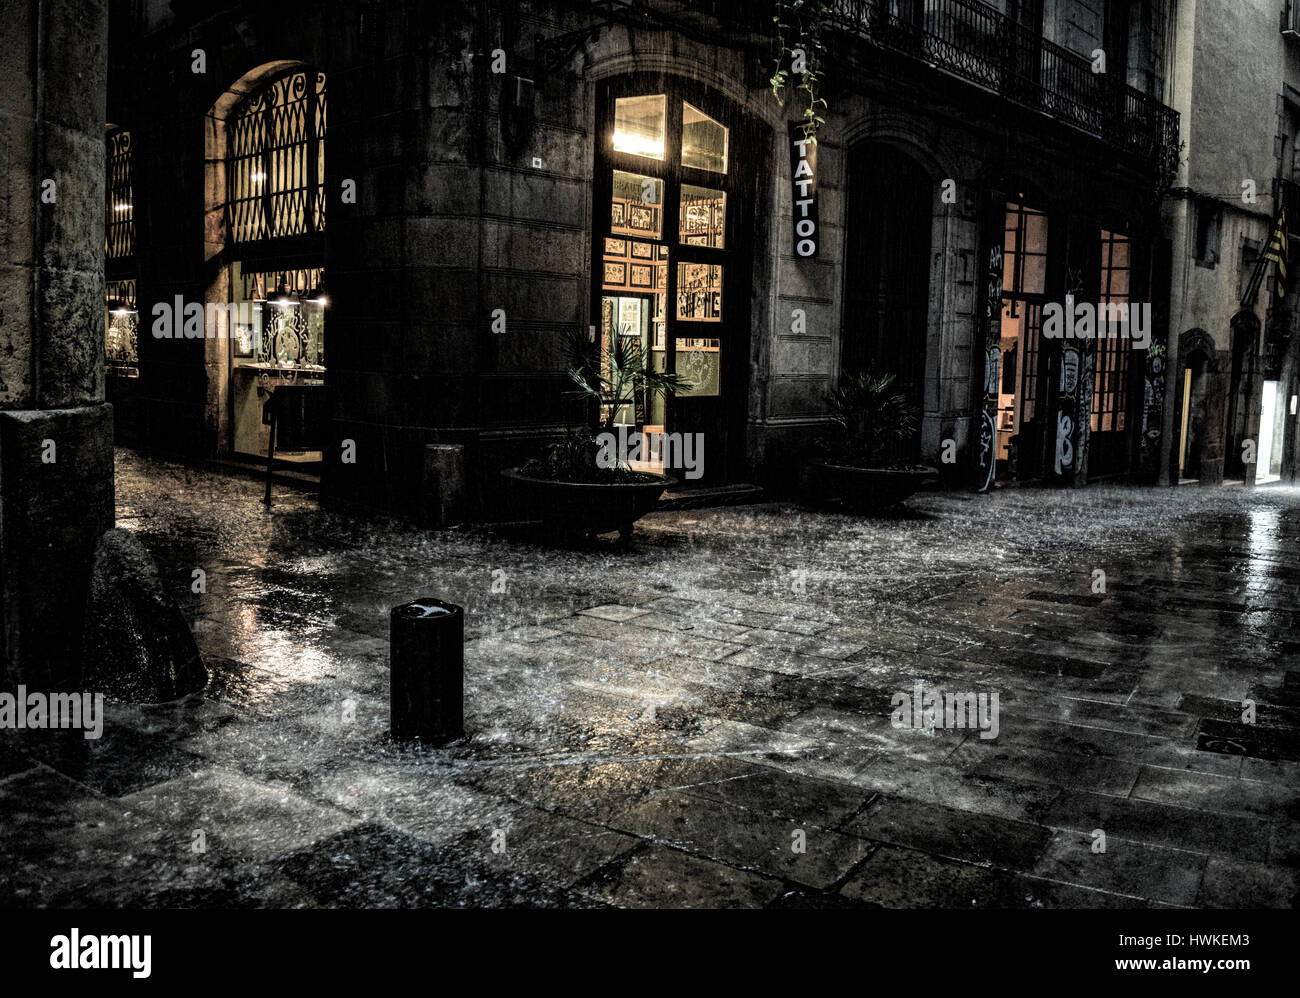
[684, 204, 710, 232]
[610, 201, 626, 227]
[603, 261, 626, 285]
[605, 238, 627, 256]
[627, 204, 657, 232]
[630, 264, 653, 288]
[630, 241, 653, 259]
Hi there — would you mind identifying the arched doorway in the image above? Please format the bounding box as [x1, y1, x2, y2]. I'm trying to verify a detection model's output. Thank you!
[204, 63, 327, 465]
[1172, 330, 1219, 484]
[842, 142, 931, 460]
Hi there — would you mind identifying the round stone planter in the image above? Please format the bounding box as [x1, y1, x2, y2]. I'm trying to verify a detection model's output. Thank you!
[808, 461, 938, 512]
[501, 468, 675, 540]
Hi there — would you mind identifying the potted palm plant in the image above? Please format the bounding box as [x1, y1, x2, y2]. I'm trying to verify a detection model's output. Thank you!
[809, 370, 938, 511]
[502, 326, 692, 540]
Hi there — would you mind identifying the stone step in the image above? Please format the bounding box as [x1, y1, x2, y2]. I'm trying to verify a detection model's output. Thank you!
[657, 482, 764, 511]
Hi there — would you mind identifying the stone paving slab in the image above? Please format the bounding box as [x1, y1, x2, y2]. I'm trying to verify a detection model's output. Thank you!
[1030, 830, 1207, 907]
[1041, 789, 1274, 862]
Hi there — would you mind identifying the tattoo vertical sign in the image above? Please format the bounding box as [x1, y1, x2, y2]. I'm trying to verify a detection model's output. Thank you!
[789, 125, 819, 258]
[977, 225, 1003, 492]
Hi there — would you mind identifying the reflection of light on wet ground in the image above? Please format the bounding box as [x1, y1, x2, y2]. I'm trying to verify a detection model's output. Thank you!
[1242, 506, 1284, 608]
[1245, 505, 1281, 593]
[18, 450, 1290, 908]
[1247, 506, 1280, 554]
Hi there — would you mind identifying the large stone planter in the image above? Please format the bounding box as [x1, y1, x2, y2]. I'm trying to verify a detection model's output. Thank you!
[501, 468, 674, 540]
[809, 462, 938, 512]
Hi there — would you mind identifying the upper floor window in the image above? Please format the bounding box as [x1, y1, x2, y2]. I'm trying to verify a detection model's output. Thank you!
[1195, 200, 1222, 267]
[228, 70, 326, 245]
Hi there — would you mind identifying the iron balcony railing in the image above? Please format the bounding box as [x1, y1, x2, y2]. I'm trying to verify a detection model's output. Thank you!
[560, 0, 1179, 180]
[825, 0, 1178, 181]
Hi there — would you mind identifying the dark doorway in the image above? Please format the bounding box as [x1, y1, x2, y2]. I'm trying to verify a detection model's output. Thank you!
[1178, 349, 1212, 482]
[842, 142, 932, 459]
[1224, 313, 1258, 481]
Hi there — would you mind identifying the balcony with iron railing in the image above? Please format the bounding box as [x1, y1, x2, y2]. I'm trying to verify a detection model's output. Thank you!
[551, 0, 1179, 183]
[575, 1, 1179, 182]
[824, 0, 1179, 182]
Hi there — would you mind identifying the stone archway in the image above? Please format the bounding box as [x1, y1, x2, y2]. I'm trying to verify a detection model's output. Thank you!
[202, 61, 323, 458]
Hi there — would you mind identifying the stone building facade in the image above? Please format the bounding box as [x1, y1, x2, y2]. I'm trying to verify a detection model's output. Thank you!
[105, 0, 1183, 517]
[1158, 0, 1300, 489]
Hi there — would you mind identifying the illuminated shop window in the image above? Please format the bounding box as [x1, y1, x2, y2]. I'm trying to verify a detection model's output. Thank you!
[680, 184, 726, 249]
[613, 95, 666, 160]
[104, 278, 139, 372]
[682, 103, 727, 173]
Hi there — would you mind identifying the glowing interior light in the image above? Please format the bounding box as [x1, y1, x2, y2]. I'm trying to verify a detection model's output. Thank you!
[113, 203, 131, 212]
[612, 131, 664, 159]
[250, 172, 266, 182]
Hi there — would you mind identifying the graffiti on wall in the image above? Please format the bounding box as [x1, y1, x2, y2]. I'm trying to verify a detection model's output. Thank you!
[978, 241, 1003, 491]
[1051, 269, 1089, 483]
[1141, 343, 1166, 468]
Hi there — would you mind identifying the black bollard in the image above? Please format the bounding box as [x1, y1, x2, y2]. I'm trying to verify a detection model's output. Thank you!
[389, 598, 464, 744]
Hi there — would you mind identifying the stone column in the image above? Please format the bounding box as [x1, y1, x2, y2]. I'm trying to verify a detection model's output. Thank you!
[0, 0, 114, 690]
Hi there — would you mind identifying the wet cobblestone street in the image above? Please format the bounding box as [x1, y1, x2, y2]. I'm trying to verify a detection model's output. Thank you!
[3, 450, 1299, 908]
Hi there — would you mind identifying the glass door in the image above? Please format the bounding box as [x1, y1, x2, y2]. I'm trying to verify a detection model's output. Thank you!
[596, 79, 749, 485]
[997, 198, 1049, 481]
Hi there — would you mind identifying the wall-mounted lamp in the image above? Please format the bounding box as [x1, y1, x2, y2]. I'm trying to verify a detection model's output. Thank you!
[107, 298, 137, 316]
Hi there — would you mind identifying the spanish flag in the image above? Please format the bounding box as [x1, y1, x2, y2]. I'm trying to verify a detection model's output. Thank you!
[1265, 207, 1288, 299]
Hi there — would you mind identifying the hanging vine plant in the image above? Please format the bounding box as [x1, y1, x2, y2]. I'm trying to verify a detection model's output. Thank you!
[770, 0, 832, 142]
